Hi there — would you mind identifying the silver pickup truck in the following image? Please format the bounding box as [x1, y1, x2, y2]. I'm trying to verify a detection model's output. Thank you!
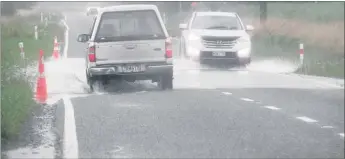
[77, 4, 173, 92]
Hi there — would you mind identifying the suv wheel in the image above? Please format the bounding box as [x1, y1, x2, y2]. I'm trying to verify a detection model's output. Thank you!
[158, 73, 173, 90]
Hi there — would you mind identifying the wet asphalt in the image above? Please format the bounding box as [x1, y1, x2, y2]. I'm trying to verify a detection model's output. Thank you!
[52, 11, 344, 158]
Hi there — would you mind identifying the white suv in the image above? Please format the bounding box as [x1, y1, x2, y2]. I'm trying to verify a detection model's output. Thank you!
[179, 12, 254, 66]
[77, 5, 173, 91]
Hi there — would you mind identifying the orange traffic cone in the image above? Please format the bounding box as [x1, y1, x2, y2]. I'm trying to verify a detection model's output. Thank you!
[36, 49, 47, 104]
[52, 36, 60, 60]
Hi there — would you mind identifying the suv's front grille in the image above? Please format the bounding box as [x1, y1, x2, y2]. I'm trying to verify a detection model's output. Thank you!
[201, 36, 240, 49]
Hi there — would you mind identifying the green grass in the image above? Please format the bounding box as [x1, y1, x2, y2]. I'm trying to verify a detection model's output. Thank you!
[1, 13, 65, 141]
[252, 32, 344, 78]
[266, 2, 344, 23]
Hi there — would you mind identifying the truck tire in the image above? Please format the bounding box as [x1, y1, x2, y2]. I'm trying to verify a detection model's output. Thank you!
[158, 73, 173, 90]
[86, 71, 94, 92]
[87, 74, 105, 93]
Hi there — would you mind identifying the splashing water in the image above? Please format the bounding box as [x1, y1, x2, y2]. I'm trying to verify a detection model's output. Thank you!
[247, 58, 300, 74]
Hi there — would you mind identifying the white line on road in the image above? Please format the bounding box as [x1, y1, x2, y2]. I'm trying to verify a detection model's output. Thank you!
[63, 96, 79, 159]
[321, 126, 334, 129]
[263, 106, 281, 110]
[339, 133, 344, 138]
[62, 16, 69, 59]
[222, 92, 232, 95]
[240, 98, 255, 102]
[296, 116, 318, 123]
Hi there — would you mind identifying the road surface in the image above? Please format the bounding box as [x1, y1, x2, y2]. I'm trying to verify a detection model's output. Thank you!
[51, 11, 344, 158]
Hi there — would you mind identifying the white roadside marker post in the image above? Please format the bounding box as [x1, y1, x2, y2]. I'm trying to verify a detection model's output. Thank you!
[18, 42, 26, 73]
[299, 43, 304, 73]
[34, 25, 38, 40]
[41, 12, 43, 23]
[300, 43, 304, 65]
[45, 17, 48, 27]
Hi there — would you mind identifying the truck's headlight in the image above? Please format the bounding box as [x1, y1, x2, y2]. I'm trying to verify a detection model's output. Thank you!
[237, 48, 251, 58]
[188, 33, 201, 41]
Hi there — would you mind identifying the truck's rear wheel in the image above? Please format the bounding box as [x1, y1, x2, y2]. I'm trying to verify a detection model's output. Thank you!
[87, 74, 105, 93]
[158, 73, 173, 90]
[86, 71, 94, 92]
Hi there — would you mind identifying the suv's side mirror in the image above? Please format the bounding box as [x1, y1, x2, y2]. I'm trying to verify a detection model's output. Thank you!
[179, 23, 188, 30]
[77, 34, 90, 43]
[245, 25, 254, 31]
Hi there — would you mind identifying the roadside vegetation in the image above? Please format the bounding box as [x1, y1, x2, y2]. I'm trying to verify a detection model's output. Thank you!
[1, 2, 65, 145]
[233, 2, 344, 78]
[165, 2, 344, 78]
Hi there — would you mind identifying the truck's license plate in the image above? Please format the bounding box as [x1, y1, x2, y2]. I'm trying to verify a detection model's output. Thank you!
[212, 51, 226, 57]
[119, 65, 146, 73]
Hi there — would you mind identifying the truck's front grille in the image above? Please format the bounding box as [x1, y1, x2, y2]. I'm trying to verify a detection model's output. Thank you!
[201, 36, 240, 49]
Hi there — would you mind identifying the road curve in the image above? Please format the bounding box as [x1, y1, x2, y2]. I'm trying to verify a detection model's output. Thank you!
[49, 11, 344, 158]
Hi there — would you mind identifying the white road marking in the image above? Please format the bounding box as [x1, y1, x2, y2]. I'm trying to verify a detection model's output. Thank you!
[136, 91, 147, 94]
[187, 70, 200, 74]
[62, 17, 69, 59]
[321, 126, 334, 129]
[263, 106, 281, 110]
[237, 70, 249, 74]
[62, 17, 78, 158]
[240, 98, 255, 102]
[222, 92, 232, 95]
[63, 96, 79, 159]
[339, 133, 344, 138]
[296, 116, 318, 123]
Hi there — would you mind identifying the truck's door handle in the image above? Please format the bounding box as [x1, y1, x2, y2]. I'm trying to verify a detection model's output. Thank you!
[124, 44, 137, 49]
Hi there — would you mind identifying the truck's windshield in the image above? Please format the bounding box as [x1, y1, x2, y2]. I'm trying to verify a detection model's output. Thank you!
[95, 10, 165, 42]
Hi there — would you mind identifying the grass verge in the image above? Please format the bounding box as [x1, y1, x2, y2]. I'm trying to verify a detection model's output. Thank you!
[252, 30, 344, 79]
[1, 12, 65, 142]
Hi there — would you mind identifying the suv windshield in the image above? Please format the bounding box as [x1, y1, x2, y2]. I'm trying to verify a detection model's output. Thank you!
[95, 10, 165, 42]
[191, 15, 243, 30]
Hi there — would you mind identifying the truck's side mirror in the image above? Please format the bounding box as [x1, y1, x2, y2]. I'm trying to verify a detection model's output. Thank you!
[77, 34, 90, 43]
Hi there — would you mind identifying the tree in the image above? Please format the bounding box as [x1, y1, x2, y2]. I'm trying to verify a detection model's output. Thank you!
[259, 2, 267, 24]
[1, 2, 36, 16]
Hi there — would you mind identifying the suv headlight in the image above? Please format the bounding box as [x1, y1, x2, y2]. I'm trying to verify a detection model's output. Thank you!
[188, 33, 201, 41]
[237, 48, 251, 58]
[237, 36, 251, 44]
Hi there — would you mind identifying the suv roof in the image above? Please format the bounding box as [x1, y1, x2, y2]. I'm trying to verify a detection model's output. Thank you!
[195, 11, 237, 17]
[98, 4, 160, 14]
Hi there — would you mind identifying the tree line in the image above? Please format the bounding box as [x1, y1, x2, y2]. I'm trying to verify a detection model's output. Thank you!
[1, 1, 36, 16]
